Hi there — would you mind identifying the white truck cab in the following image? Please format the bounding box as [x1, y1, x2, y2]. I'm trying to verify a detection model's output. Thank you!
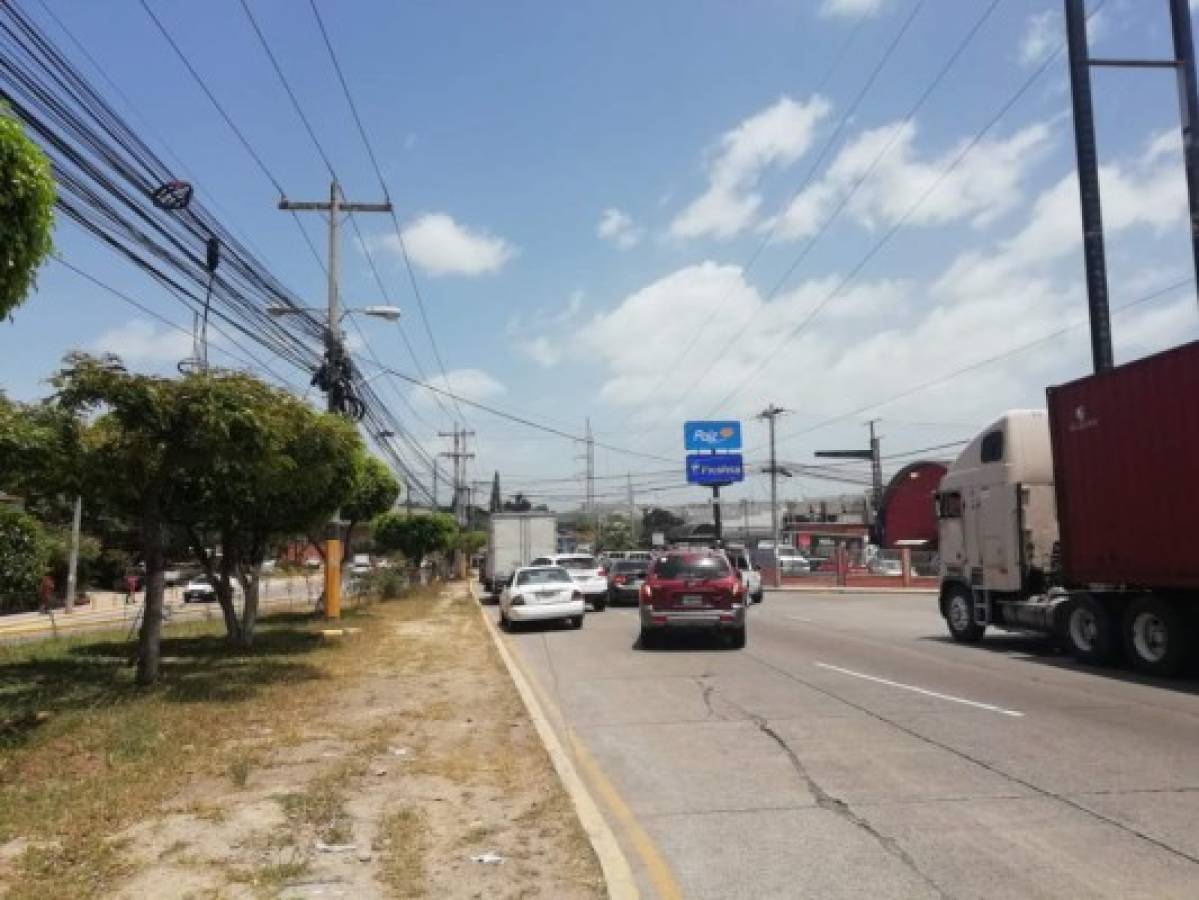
[937, 411, 1060, 639]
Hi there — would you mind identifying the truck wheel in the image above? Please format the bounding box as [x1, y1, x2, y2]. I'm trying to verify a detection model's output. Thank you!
[1123, 596, 1189, 677]
[944, 587, 984, 642]
[592, 598, 607, 612]
[1065, 594, 1118, 665]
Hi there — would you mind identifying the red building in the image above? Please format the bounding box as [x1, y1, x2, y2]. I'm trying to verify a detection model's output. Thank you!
[879, 461, 947, 550]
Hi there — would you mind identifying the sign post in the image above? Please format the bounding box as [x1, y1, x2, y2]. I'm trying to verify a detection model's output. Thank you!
[683, 422, 744, 548]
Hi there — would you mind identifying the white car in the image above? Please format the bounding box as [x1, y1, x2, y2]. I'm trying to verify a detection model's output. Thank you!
[530, 553, 609, 611]
[500, 566, 585, 630]
[182, 576, 216, 603]
[727, 548, 764, 603]
[349, 554, 373, 577]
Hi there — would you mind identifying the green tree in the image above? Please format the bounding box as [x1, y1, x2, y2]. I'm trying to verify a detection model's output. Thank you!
[456, 529, 487, 557]
[309, 453, 400, 564]
[640, 507, 683, 547]
[0, 110, 55, 320]
[0, 506, 48, 613]
[596, 515, 632, 552]
[373, 511, 458, 574]
[169, 372, 361, 647]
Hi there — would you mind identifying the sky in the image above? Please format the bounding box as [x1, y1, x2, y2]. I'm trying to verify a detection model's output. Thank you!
[3, 0, 1198, 512]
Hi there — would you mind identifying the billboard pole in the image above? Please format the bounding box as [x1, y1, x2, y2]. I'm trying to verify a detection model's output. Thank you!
[712, 484, 723, 547]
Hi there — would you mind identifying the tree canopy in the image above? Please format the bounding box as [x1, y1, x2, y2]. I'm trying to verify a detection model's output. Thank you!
[0, 506, 48, 613]
[0, 110, 55, 320]
[373, 511, 458, 569]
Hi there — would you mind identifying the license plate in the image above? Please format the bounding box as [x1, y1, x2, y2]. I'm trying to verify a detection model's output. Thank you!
[681, 594, 704, 606]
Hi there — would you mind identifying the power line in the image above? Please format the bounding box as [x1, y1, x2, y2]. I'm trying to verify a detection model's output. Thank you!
[705, 0, 1105, 415]
[774, 276, 1194, 446]
[305, 0, 468, 426]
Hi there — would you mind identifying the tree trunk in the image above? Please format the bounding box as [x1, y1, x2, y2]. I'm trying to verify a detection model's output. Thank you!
[215, 563, 241, 645]
[137, 499, 165, 686]
[236, 568, 260, 649]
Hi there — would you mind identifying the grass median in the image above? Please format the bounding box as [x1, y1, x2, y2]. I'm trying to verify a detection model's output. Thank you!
[0, 584, 603, 898]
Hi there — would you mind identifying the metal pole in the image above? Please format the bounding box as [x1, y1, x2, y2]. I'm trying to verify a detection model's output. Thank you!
[1064, 0, 1114, 372]
[1169, 0, 1199, 306]
[325, 180, 343, 619]
[768, 410, 781, 587]
[65, 495, 81, 612]
[628, 473, 636, 547]
[712, 484, 723, 547]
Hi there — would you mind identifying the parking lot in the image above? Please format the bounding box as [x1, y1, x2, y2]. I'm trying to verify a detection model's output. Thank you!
[492, 589, 1199, 899]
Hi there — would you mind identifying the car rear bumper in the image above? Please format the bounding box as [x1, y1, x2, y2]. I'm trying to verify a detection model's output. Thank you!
[608, 586, 641, 603]
[639, 605, 746, 629]
[508, 600, 585, 622]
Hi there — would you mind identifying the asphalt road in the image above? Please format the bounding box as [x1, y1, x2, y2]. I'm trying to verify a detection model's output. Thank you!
[493, 589, 1199, 900]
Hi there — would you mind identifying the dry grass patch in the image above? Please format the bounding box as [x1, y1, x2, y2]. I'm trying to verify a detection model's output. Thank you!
[379, 806, 427, 898]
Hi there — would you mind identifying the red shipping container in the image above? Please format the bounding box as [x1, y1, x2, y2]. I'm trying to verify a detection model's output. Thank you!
[1047, 340, 1199, 589]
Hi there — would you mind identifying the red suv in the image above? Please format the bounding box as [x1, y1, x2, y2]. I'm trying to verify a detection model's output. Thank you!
[638, 549, 746, 648]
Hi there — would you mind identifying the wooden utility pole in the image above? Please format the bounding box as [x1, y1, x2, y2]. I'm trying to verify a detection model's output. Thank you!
[279, 180, 392, 619]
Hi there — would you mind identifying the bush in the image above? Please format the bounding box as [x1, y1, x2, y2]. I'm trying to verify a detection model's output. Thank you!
[362, 567, 409, 601]
[0, 506, 49, 613]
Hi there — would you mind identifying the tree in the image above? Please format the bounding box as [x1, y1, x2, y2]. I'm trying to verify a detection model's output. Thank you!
[53, 355, 362, 677]
[0, 506, 48, 613]
[640, 507, 683, 547]
[309, 453, 400, 564]
[373, 511, 458, 573]
[170, 372, 361, 647]
[456, 529, 487, 557]
[0, 110, 55, 320]
[596, 515, 632, 552]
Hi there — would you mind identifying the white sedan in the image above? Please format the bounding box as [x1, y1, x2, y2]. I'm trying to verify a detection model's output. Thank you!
[500, 566, 585, 630]
[530, 554, 609, 611]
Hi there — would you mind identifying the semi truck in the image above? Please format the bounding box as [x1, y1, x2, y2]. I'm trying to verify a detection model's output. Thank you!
[936, 340, 1199, 676]
[483, 512, 557, 598]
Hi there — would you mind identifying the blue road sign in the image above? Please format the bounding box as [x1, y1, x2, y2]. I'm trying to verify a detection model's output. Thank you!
[686, 453, 745, 485]
[683, 420, 742, 452]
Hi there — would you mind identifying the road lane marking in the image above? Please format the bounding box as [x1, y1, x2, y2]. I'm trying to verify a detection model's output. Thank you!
[814, 662, 1024, 717]
[787, 615, 814, 623]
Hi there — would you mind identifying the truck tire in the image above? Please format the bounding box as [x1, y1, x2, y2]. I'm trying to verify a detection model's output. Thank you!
[1065, 594, 1119, 666]
[591, 597, 607, 612]
[944, 586, 984, 642]
[1123, 595, 1190, 677]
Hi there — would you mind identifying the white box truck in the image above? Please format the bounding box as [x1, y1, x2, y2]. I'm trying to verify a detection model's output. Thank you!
[483, 512, 557, 598]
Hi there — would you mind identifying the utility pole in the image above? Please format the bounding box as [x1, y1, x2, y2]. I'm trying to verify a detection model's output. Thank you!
[757, 404, 788, 587]
[627, 473, 636, 547]
[815, 421, 884, 541]
[439, 426, 476, 527]
[65, 495, 81, 612]
[585, 418, 596, 543]
[279, 180, 392, 619]
[1063, 0, 1199, 367]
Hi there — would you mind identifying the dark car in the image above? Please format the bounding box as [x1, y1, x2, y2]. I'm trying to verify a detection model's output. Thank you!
[638, 549, 746, 649]
[607, 560, 648, 606]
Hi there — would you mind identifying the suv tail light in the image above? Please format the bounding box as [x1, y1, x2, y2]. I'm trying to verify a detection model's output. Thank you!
[640, 583, 652, 602]
[597, 567, 607, 577]
[613, 575, 627, 585]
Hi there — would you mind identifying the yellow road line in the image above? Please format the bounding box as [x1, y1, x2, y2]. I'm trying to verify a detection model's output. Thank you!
[477, 591, 683, 900]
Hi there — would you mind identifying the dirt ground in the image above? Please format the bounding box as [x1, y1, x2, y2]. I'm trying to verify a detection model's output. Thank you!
[103, 585, 605, 899]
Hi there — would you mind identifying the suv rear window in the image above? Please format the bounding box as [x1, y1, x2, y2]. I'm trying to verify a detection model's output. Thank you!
[558, 556, 596, 570]
[653, 555, 731, 579]
[613, 560, 646, 574]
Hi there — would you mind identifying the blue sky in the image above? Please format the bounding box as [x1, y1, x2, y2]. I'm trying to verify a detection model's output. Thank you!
[3, 0, 1197, 509]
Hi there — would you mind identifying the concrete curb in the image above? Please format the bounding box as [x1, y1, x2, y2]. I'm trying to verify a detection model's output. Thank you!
[469, 583, 640, 900]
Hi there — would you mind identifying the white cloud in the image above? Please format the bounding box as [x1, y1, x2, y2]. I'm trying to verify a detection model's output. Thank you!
[820, 0, 886, 18]
[380, 213, 515, 277]
[1018, 8, 1106, 67]
[587, 135, 1193, 441]
[597, 208, 642, 248]
[772, 120, 1053, 239]
[522, 336, 561, 368]
[410, 368, 505, 411]
[670, 95, 831, 240]
[91, 319, 193, 365]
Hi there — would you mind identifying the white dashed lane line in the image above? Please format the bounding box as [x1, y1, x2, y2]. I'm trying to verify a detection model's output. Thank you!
[814, 661, 1024, 717]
